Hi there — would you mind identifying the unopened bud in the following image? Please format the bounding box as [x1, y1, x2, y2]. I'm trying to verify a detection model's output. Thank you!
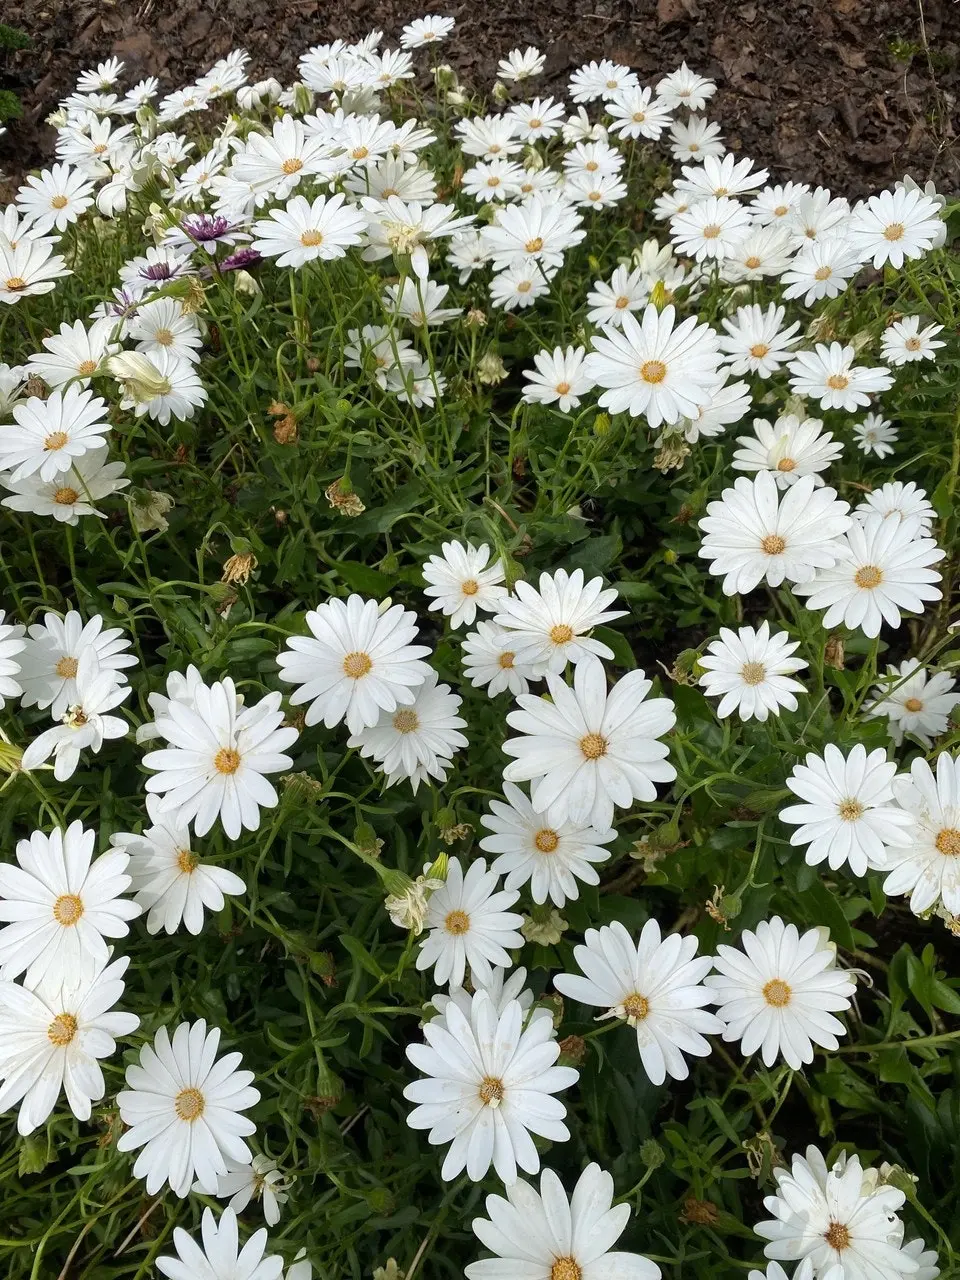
[107, 351, 170, 401]
[641, 1138, 665, 1169]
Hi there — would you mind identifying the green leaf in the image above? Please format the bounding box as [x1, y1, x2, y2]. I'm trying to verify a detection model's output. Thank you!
[593, 625, 635, 670]
[334, 561, 395, 596]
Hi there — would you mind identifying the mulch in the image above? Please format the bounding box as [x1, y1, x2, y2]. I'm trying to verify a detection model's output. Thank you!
[1, 0, 959, 196]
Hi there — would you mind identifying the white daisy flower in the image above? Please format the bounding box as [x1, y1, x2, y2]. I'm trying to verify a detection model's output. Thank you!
[677, 376, 752, 442]
[343, 324, 419, 387]
[780, 743, 914, 876]
[880, 315, 946, 366]
[112, 796, 246, 936]
[698, 621, 807, 722]
[756, 1145, 918, 1279]
[481, 195, 585, 274]
[556, 919, 720, 1084]
[462, 158, 525, 204]
[21, 652, 131, 781]
[367, 48, 415, 89]
[0, 236, 71, 303]
[732, 414, 843, 488]
[507, 97, 566, 141]
[0, 609, 25, 708]
[852, 412, 898, 458]
[698, 471, 851, 595]
[461, 621, 538, 698]
[361, 194, 475, 280]
[55, 118, 136, 176]
[466, 1162, 662, 1280]
[18, 608, 136, 717]
[883, 753, 960, 918]
[415, 856, 522, 988]
[25, 318, 119, 388]
[400, 14, 455, 47]
[143, 676, 298, 840]
[562, 140, 623, 181]
[203, 1155, 290, 1228]
[586, 264, 648, 328]
[561, 107, 608, 145]
[848, 185, 945, 269]
[490, 261, 552, 311]
[128, 298, 204, 365]
[585, 303, 723, 429]
[229, 116, 339, 202]
[0, 820, 139, 987]
[785, 187, 851, 248]
[278, 595, 431, 734]
[670, 195, 751, 262]
[252, 193, 367, 268]
[607, 86, 673, 140]
[386, 358, 447, 407]
[347, 668, 468, 793]
[431, 964, 546, 1026]
[422, 540, 507, 629]
[522, 346, 595, 413]
[455, 114, 523, 161]
[116, 348, 208, 427]
[566, 171, 629, 210]
[793, 513, 944, 638]
[119, 1021, 259, 1197]
[503, 654, 676, 832]
[345, 154, 436, 206]
[668, 115, 725, 161]
[76, 56, 124, 92]
[497, 46, 546, 82]
[404, 989, 578, 1184]
[480, 781, 615, 906]
[719, 223, 794, 282]
[865, 658, 960, 748]
[0, 384, 111, 483]
[446, 230, 491, 282]
[749, 181, 811, 224]
[0, 361, 27, 412]
[493, 567, 625, 676]
[675, 153, 768, 202]
[568, 59, 638, 103]
[718, 304, 801, 377]
[787, 343, 894, 412]
[855, 481, 935, 532]
[118, 245, 194, 298]
[656, 63, 716, 112]
[382, 277, 461, 326]
[0, 955, 139, 1135]
[781, 235, 863, 305]
[0, 444, 129, 523]
[706, 918, 857, 1069]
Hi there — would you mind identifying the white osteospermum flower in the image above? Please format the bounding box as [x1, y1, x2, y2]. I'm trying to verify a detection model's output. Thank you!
[732, 415, 843, 488]
[461, 621, 538, 698]
[677, 376, 752, 442]
[480, 196, 585, 273]
[555, 919, 720, 1084]
[780, 743, 914, 876]
[0, 610, 25, 708]
[853, 412, 898, 458]
[431, 964, 544, 1026]
[568, 60, 638, 104]
[522, 346, 594, 413]
[493, 567, 625, 676]
[466, 1163, 662, 1280]
[116, 348, 207, 427]
[204, 1155, 290, 1228]
[781, 235, 863, 305]
[787, 342, 894, 412]
[157, 1207, 282, 1280]
[856, 481, 935, 533]
[0, 821, 139, 987]
[656, 63, 716, 112]
[111, 796, 246, 936]
[756, 1146, 918, 1280]
[562, 140, 623, 182]
[143, 676, 298, 840]
[785, 187, 851, 248]
[497, 46, 546, 82]
[607, 86, 673, 141]
[16, 163, 95, 234]
[0, 385, 111, 483]
[586, 264, 648, 328]
[21, 653, 131, 781]
[128, 298, 203, 364]
[25, 318, 119, 388]
[668, 115, 725, 161]
[382, 277, 461, 326]
[750, 181, 811, 224]
[0, 955, 139, 1135]
[720, 223, 794, 283]
[794, 514, 944, 639]
[252, 193, 367, 268]
[698, 471, 852, 595]
[400, 14, 455, 47]
[718, 304, 801, 377]
[416, 857, 523, 988]
[18, 608, 136, 717]
[0, 237, 71, 303]
[503, 655, 676, 831]
[706, 918, 857, 1069]
[866, 658, 960, 748]
[675, 153, 768, 202]
[490, 261, 552, 311]
[567, 171, 628, 209]
[480, 781, 615, 907]
[278, 595, 430, 733]
[362, 194, 475, 280]
[698, 621, 807, 722]
[883, 753, 960, 918]
[848, 185, 944, 269]
[422, 540, 507, 628]
[347, 668, 468, 793]
[462, 158, 525, 204]
[1, 443, 130, 523]
[584, 304, 723, 429]
[880, 315, 946, 366]
[507, 97, 566, 142]
[118, 1021, 259, 1197]
[404, 989, 578, 1184]
[670, 196, 751, 262]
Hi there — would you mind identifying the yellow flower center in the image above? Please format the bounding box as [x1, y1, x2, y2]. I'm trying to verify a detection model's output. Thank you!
[174, 1086, 206, 1122]
[632, 111, 646, 122]
[744, 255, 761, 269]
[903, 696, 924, 712]
[444, 909, 470, 934]
[478, 1075, 505, 1105]
[77, 359, 98, 375]
[640, 359, 667, 384]
[904, 336, 922, 351]
[5, 277, 27, 291]
[579, 732, 607, 760]
[549, 623, 574, 645]
[214, 747, 241, 774]
[54, 487, 79, 505]
[762, 978, 792, 1008]
[281, 157, 304, 175]
[761, 534, 786, 555]
[51, 195, 69, 209]
[824, 1221, 852, 1251]
[53, 893, 84, 926]
[701, 224, 721, 240]
[461, 578, 480, 596]
[486, 176, 502, 187]
[835, 798, 865, 823]
[154, 328, 174, 346]
[92, 143, 109, 155]
[825, 373, 849, 390]
[585, 160, 599, 171]
[749, 343, 770, 358]
[814, 265, 833, 281]
[392, 708, 420, 733]
[551, 1258, 582, 1280]
[48, 1012, 79, 1046]
[556, 380, 571, 395]
[516, 280, 532, 292]
[177, 848, 199, 873]
[773, 204, 788, 217]
[529, 118, 542, 129]
[499, 651, 515, 669]
[883, 222, 905, 241]
[614, 295, 630, 309]
[935, 828, 960, 857]
[740, 661, 766, 686]
[342, 650, 373, 679]
[622, 993, 650, 1021]
[854, 565, 883, 589]
[300, 229, 325, 247]
[44, 431, 69, 451]
[525, 237, 544, 253]
[777, 457, 797, 472]
[534, 828, 560, 853]
[351, 146, 369, 160]
[56, 655, 79, 679]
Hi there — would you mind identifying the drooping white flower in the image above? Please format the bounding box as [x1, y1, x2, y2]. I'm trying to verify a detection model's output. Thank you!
[203, 1155, 290, 1228]
[118, 1020, 259, 1197]
[780, 744, 914, 876]
[698, 621, 807, 722]
[21, 652, 131, 781]
[555, 919, 720, 1084]
[415, 857, 523, 988]
[883, 753, 960, 919]
[422, 540, 507, 628]
[706, 918, 857, 1069]
[503, 655, 676, 831]
[404, 989, 578, 1184]
[493, 567, 625, 676]
[865, 659, 960, 748]
[0, 609, 25, 709]
[852, 412, 898, 458]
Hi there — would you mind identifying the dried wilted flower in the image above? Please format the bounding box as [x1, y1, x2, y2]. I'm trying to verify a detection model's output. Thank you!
[325, 478, 365, 517]
[222, 552, 258, 585]
[130, 489, 175, 534]
[824, 634, 845, 670]
[476, 351, 507, 384]
[681, 1198, 719, 1226]
[466, 308, 488, 328]
[653, 438, 691, 472]
[521, 908, 568, 946]
[273, 414, 298, 444]
[440, 822, 472, 844]
[180, 277, 207, 315]
[704, 884, 732, 930]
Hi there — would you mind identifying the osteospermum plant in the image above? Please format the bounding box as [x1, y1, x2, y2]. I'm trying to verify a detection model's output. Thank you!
[0, 20, 959, 1280]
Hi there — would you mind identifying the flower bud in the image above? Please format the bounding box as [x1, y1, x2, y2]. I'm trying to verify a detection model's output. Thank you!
[641, 1138, 665, 1169]
[107, 351, 171, 401]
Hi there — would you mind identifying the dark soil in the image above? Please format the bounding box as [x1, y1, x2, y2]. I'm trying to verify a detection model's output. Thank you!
[2, 0, 959, 196]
